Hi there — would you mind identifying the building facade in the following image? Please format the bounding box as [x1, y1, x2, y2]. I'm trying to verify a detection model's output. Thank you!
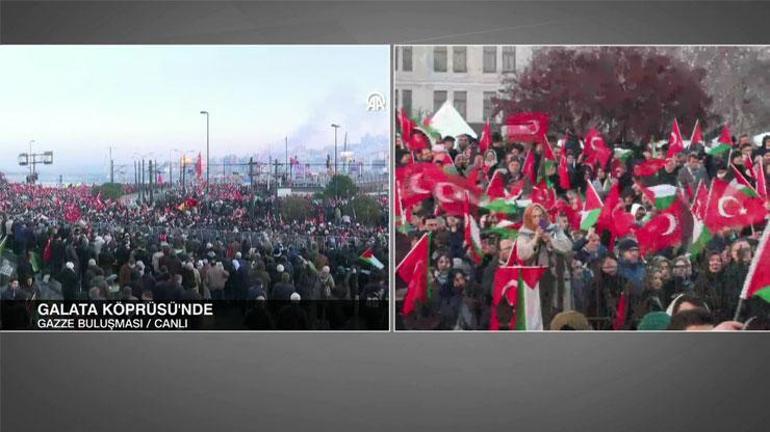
[394, 45, 533, 131]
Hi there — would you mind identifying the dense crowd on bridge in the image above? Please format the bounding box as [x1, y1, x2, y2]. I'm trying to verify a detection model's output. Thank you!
[395, 111, 770, 331]
[0, 172, 388, 329]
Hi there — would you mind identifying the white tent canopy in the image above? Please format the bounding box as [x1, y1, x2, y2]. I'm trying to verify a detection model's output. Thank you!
[427, 102, 478, 139]
[753, 132, 770, 146]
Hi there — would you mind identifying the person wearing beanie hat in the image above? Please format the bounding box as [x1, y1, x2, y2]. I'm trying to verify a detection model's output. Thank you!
[290, 292, 301, 302]
[617, 237, 645, 296]
[638, 311, 672, 331]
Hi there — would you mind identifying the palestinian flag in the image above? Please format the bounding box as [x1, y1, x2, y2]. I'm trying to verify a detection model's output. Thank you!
[540, 137, 557, 185]
[464, 212, 484, 264]
[705, 125, 733, 155]
[719, 124, 733, 146]
[689, 217, 713, 260]
[513, 266, 548, 331]
[731, 164, 759, 197]
[480, 197, 522, 215]
[397, 233, 430, 316]
[739, 223, 770, 303]
[580, 180, 603, 231]
[643, 184, 679, 210]
[481, 170, 516, 215]
[30, 252, 42, 274]
[705, 142, 732, 156]
[613, 148, 633, 162]
[485, 219, 520, 239]
[358, 248, 384, 270]
[490, 265, 547, 331]
[689, 179, 713, 259]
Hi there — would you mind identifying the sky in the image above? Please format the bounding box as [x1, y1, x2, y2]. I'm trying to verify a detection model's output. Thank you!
[0, 45, 390, 174]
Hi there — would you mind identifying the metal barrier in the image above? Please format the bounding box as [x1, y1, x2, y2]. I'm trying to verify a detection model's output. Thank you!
[89, 222, 386, 250]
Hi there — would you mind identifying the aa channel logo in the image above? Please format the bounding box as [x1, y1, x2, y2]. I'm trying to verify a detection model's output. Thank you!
[367, 92, 386, 112]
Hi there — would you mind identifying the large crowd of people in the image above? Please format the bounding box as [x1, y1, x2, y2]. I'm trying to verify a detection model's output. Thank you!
[395, 117, 770, 331]
[0, 172, 388, 329]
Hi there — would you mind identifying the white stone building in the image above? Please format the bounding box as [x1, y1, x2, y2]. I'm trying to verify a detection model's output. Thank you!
[394, 45, 533, 131]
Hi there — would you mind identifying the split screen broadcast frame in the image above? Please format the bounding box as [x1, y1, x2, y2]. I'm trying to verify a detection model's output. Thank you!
[1, 44, 769, 332]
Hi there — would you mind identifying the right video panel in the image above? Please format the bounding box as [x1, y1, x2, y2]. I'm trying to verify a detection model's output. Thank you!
[394, 45, 770, 331]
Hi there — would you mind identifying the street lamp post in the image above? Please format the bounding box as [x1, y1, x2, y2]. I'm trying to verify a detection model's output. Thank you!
[200, 111, 210, 195]
[331, 124, 340, 176]
[18, 140, 53, 184]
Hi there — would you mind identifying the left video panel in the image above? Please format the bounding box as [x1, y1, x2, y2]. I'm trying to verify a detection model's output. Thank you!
[0, 45, 390, 331]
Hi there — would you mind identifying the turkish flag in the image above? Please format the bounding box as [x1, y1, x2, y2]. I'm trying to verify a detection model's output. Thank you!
[396, 163, 436, 207]
[634, 158, 667, 177]
[690, 119, 704, 145]
[485, 170, 507, 199]
[704, 178, 769, 232]
[397, 233, 430, 316]
[558, 152, 571, 191]
[691, 180, 709, 219]
[584, 128, 612, 168]
[504, 112, 549, 144]
[531, 180, 557, 211]
[398, 108, 416, 150]
[479, 119, 492, 153]
[636, 199, 685, 255]
[398, 162, 481, 215]
[667, 119, 686, 158]
[522, 149, 537, 184]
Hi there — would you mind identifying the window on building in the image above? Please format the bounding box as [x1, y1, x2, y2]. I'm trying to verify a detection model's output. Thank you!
[483, 46, 497, 73]
[452, 47, 467, 73]
[453, 91, 467, 119]
[433, 90, 447, 112]
[483, 91, 497, 120]
[402, 89, 412, 117]
[502, 46, 516, 72]
[403, 46, 413, 71]
[394, 47, 399, 71]
[434, 46, 447, 72]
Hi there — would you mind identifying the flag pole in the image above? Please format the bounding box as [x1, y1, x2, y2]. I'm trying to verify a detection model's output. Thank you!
[733, 298, 744, 321]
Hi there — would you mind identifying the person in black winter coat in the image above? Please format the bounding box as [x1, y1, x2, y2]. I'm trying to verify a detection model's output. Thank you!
[57, 262, 79, 300]
[272, 272, 295, 301]
[693, 251, 727, 318]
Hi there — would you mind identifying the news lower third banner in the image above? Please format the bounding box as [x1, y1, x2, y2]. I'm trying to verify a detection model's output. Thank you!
[0, 300, 388, 331]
